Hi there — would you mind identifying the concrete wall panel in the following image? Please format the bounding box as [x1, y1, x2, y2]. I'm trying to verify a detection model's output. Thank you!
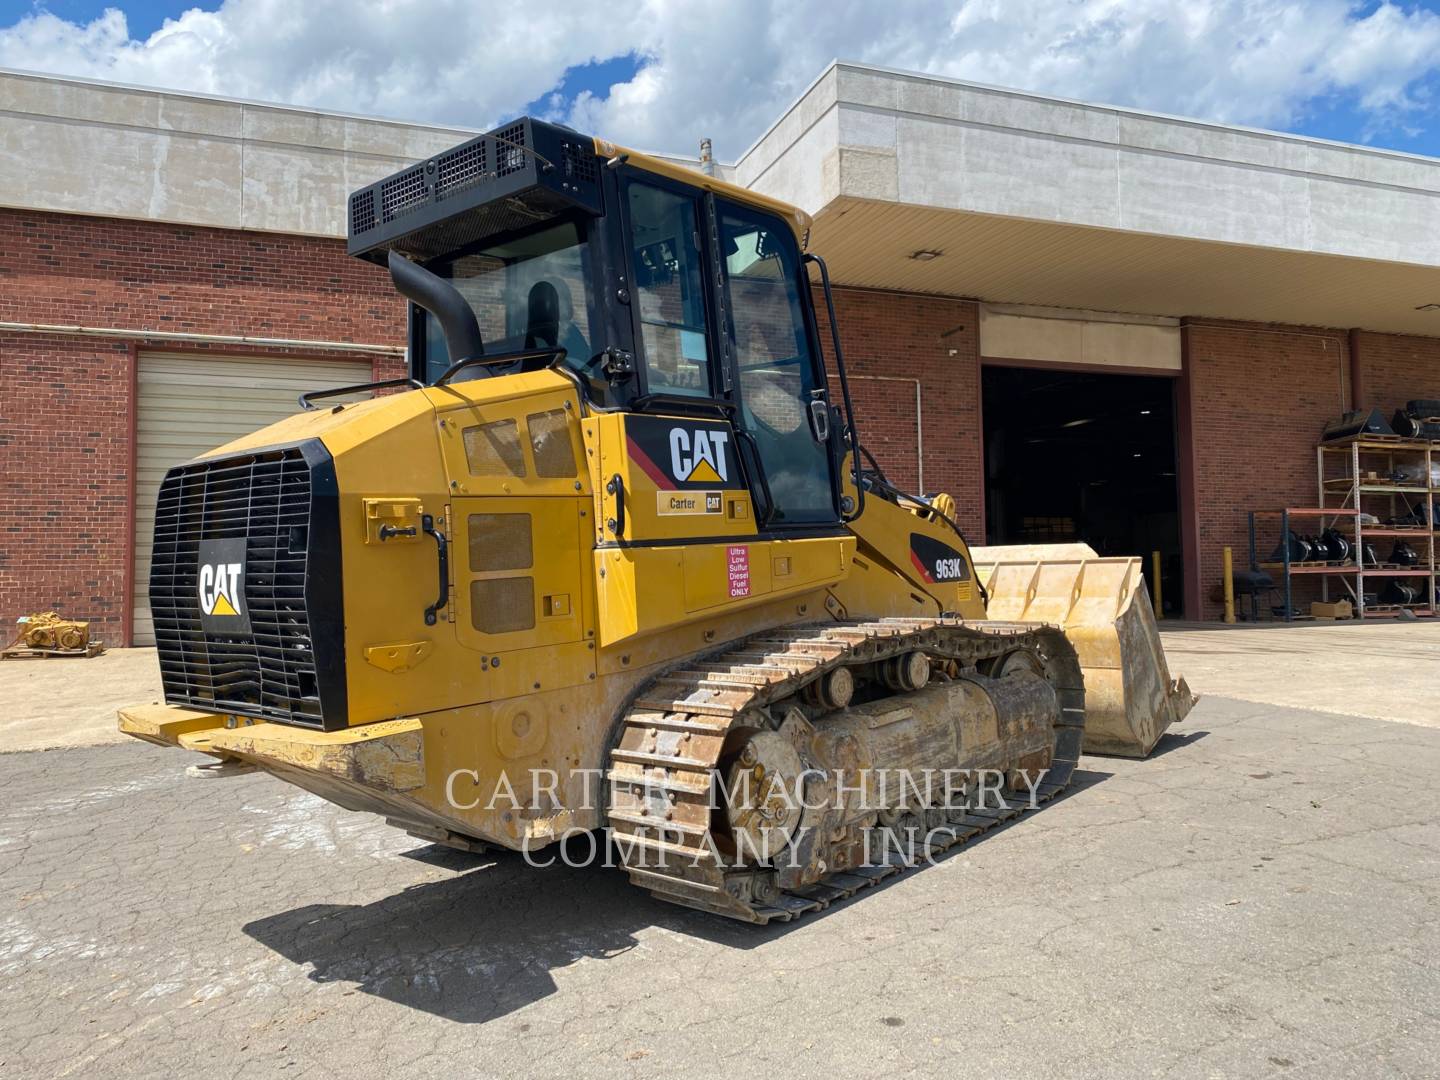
[0, 69, 472, 237]
[980, 307, 1181, 370]
[742, 62, 1440, 270]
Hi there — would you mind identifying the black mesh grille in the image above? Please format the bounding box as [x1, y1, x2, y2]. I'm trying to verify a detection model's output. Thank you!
[350, 188, 376, 235]
[563, 140, 598, 184]
[151, 447, 329, 728]
[436, 141, 489, 200]
[494, 122, 527, 176]
[347, 118, 604, 262]
[381, 164, 428, 223]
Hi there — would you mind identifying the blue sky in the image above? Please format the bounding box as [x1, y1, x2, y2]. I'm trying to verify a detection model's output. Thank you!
[0, 0, 647, 109]
[3, 0, 1440, 159]
[2, 0, 169, 38]
[521, 53, 643, 124]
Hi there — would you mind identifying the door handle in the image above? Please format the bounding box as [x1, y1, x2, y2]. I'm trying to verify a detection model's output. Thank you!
[807, 391, 831, 443]
[421, 514, 448, 626]
[605, 474, 626, 536]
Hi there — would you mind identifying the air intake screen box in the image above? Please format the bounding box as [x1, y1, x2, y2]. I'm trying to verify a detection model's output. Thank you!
[347, 117, 602, 265]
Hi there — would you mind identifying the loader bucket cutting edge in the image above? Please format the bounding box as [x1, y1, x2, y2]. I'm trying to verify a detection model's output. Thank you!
[971, 543, 1197, 758]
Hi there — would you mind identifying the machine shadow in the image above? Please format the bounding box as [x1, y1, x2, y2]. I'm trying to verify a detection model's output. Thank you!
[242, 843, 768, 1025]
[243, 765, 1124, 1025]
[1144, 730, 1209, 758]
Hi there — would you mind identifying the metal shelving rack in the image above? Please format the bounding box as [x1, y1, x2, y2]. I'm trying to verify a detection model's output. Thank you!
[1316, 435, 1438, 619]
[1248, 507, 1360, 621]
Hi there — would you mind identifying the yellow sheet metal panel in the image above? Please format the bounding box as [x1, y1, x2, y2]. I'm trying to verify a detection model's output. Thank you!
[133, 351, 372, 645]
[594, 535, 852, 647]
[321, 382, 603, 725]
[593, 411, 758, 545]
[452, 496, 588, 652]
[837, 486, 987, 620]
[429, 374, 589, 498]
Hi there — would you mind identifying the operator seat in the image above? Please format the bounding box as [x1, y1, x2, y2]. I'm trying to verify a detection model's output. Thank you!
[523, 279, 589, 370]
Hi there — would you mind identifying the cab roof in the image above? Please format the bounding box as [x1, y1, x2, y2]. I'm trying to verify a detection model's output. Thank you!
[593, 137, 813, 241]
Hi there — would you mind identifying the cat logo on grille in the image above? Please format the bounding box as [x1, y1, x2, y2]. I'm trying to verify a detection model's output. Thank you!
[203, 577, 241, 616]
[197, 538, 251, 634]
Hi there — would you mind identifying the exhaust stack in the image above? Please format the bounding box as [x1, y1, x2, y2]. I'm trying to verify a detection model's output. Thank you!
[387, 250, 484, 366]
[699, 137, 716, 177]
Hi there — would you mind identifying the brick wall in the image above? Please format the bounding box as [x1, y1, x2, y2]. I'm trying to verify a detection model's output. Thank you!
[0, 334, 133, 637]
[1183, 319, 1353, 619]
[1354, 330, 1440, 418]
[816, 287, 984, 537]
[0, 207, 405, 643]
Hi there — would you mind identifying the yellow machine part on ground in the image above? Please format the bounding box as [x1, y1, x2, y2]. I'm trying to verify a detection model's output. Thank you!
[971, 543, 1196, 757]
[12, 612, 90, 652]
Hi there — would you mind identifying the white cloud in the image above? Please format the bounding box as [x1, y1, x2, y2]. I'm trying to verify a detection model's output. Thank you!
[2, 0, 1438, 158]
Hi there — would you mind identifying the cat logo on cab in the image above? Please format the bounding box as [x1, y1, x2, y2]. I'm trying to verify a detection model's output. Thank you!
[625, 417, 741, 491]
[669, 427, 730, 484]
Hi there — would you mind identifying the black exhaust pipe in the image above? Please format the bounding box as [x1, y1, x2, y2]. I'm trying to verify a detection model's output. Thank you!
[388, 250, 484, 366]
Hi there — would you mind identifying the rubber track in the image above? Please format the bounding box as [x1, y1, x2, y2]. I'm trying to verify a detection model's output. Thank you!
[606, 617, 1086, 923]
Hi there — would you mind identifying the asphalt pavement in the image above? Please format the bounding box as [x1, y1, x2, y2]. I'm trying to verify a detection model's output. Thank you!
[3, 689, 1438, 1078]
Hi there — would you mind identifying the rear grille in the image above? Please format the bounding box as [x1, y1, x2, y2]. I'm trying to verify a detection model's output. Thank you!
[150, 442, 345, 729]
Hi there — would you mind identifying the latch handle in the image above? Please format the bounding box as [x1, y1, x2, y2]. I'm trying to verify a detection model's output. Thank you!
[808, 389, 831, 443]
[421, 515, 448, 626]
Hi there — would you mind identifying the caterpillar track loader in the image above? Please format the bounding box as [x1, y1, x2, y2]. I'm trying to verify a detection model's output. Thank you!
[120, 118, 1194, 923]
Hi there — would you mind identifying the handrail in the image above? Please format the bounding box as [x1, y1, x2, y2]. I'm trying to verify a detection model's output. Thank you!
[298, 377, 423, 410]
[630, 392, 736, 415]
[433, 347, 567, 386]
[804, 252, 864, 521]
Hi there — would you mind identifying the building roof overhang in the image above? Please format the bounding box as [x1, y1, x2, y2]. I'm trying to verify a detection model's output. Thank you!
[739, 63, 1440, 336]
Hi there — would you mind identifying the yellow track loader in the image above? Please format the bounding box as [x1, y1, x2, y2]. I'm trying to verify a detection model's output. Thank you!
[120, 119, 1194, 923]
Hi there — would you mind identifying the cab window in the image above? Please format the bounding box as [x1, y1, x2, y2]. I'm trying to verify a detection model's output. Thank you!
[627, 181, 712, 397]
[418, 220, 596, 388]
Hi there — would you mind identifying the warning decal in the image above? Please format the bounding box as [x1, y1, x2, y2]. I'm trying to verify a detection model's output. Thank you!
[727, 545, 750, 598]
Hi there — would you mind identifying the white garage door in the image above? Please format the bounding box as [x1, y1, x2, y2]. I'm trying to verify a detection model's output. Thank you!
[133, 352, 373, 646]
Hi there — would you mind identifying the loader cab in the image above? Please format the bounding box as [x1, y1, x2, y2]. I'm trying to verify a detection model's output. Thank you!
[377, 121, 844, 531]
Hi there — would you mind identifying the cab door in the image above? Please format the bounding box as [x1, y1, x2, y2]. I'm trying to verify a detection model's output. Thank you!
[714, 200, 839, 527]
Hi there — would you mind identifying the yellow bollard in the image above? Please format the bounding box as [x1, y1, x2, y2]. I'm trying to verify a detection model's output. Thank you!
[1222, 547, 1237, 624]
[1151, 550, 1163, 620]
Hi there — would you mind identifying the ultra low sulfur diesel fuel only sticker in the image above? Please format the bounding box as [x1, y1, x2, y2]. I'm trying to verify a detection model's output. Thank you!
[727, 545, 750, 598]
